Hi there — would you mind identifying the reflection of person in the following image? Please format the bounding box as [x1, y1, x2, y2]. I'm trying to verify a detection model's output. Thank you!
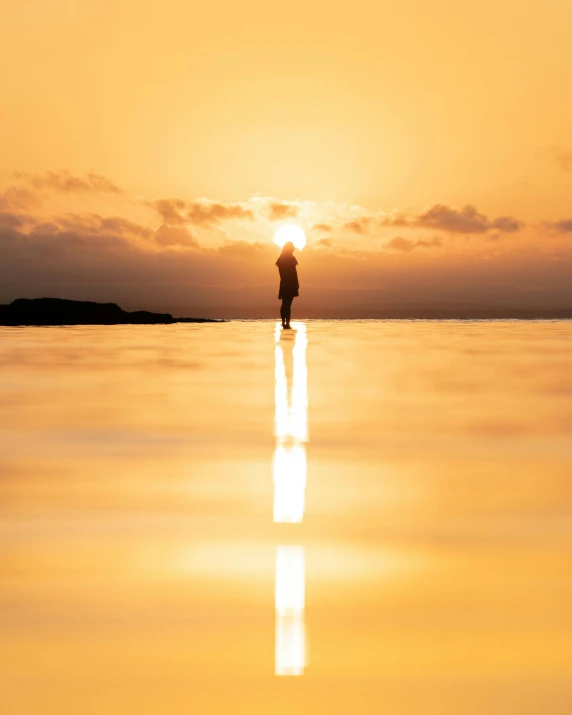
[276, 241, 299, 329]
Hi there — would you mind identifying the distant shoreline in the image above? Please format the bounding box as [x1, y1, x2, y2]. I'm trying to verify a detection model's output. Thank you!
[1, 298, 571, 325]
[0, 298, 225, 326]
[121, 303, 572, 320]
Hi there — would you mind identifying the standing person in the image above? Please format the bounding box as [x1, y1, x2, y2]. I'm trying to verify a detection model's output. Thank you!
[276, 241, 299, 329]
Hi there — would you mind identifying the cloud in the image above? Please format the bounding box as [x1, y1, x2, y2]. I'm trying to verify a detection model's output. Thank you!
[385, 236, 442, 252]
[490, 216, 523, 233]
[312, 223, 334, 233]
[187, 200, 254, 224]
[0, 186, 39, 211]
[154, 224, 199, 247]
[0, 212, 35, 230]
[553, 147, 572, 172]
[150, 198, 254, 226]
[52, 213, 153, 241]
[411, 204, 521, 234]
[152, 199, 187, 225]
[341, 204, 524, 235]
[386, 236, 415, 252]
[266, 202, 299, 221]
[216, 240, 272, 259]
[15, 171, 121, 194]
[343, 217, 373, 234]
[548, 219, 572, 233]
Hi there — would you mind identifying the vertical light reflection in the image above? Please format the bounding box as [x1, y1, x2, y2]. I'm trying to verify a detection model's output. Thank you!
[275, 545, 306, 676]
[273, 322, 308, 523]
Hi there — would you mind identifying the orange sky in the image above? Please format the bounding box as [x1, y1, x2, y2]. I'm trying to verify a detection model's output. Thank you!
[2, 0, 572, 315]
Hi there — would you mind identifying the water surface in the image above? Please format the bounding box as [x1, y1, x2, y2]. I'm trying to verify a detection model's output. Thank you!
[1, 320, 571, 714]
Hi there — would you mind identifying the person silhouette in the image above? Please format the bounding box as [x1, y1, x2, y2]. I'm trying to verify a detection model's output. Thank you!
[276, 241, 299, 329]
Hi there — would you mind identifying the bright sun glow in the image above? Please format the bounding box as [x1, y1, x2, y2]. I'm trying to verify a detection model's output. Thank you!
[274, 224, 307, 250]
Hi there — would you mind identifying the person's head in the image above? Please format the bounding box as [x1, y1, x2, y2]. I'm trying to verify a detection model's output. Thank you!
[280, 241, 295, 255]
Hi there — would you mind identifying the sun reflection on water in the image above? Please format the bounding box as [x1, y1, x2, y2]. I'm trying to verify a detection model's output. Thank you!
[273, 322, 308, 524]
[275, 545, 306, 676]
[273, 321, 308, 676]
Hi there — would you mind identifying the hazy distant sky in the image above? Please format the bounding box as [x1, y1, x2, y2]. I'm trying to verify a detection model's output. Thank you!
[2, 0, 572, 315]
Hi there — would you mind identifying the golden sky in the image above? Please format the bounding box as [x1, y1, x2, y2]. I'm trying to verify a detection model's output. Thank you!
[2, 0, 572, 315]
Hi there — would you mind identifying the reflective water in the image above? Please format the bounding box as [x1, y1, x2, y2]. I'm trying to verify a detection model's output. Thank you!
[1, 320, 571, 714]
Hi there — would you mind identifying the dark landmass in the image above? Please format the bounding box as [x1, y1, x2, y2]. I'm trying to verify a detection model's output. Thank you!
[0, 298, 225, 326]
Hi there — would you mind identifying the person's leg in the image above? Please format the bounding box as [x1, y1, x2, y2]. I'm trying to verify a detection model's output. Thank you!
[280, 300, 286, 326]
[284, 297, 293, 327]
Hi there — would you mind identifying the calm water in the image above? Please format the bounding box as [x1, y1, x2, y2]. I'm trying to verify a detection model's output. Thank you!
[1, 320, 571, 714]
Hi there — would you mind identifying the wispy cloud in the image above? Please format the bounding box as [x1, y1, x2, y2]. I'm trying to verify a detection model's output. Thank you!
[266, 201, 299, 221]
[0, 212, 34, 230]
[0, 186, 39, 211]
[342, 204, 523, 235]
[14, 171, 121, 194]
[154, 224, 199, 247]
[547, 219, 572, 233]
[188, 200, 254, 224]
[52, 213, 153, 240]
[312, 223, 334, 233]
[391, 204, 522, 234]
[150, 198, 254, 226]
[553, 147, 572, 173]
[152, 199, 187, 225]
[343, 217, 374, 234]
[385, 236, 442, 252]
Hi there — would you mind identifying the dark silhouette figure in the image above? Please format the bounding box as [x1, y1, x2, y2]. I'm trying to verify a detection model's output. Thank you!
[276, 242, 299, 329]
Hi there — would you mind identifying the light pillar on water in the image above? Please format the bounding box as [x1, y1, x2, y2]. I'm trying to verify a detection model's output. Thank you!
[273, 321, 308, 676]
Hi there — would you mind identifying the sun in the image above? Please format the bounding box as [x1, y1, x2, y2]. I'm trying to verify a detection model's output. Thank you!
[274, 224, 306, 250]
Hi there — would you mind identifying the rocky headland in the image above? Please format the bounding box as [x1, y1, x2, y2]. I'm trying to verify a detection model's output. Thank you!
[0, 298, 225, 326]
